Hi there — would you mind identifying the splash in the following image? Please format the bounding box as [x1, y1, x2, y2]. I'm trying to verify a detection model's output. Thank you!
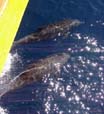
[0, 52, 19, 78]
[0, 107, 8, 114]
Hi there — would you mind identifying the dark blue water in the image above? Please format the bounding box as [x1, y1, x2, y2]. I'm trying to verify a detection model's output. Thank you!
[0, 0, 104, 114]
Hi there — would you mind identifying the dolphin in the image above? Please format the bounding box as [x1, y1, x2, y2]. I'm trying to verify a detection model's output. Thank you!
[13, 19, 81, 46]
[0, 52, 70, 97]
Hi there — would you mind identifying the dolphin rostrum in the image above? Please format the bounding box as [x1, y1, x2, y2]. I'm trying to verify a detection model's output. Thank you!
[13, 19, 81, 46]
[0, 52, 70, 97]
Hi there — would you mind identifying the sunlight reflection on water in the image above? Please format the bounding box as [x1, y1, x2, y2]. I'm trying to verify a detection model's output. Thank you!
[43, 33, 104, 114]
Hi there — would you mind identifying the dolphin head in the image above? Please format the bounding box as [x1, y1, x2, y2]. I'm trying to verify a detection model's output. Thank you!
[51, 53, 70, 67]
[70, 19, 83, 27]
[60, 19, 83, 31]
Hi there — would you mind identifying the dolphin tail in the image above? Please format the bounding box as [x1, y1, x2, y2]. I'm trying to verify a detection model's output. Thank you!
[12, 33, 40, 48]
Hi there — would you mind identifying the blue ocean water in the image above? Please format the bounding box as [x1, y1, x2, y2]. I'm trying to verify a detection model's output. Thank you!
[0, 0, 104, 114]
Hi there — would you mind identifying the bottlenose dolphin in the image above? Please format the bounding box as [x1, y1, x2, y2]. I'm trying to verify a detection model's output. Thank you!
[13, 19, 81, 46]
[0, 52, 70, 97]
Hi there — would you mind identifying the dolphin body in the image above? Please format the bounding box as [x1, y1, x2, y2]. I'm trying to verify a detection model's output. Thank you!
[0, 52, 70, 97]
[13, 19, 81, 46]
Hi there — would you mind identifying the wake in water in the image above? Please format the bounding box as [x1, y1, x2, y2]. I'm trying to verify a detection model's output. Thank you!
[0, 107, 8, 114]
[0, 52, 21, 114]
[0, 52, 21, 96]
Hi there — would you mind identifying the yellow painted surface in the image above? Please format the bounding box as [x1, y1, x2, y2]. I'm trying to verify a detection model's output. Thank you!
[0, 0, 29, 75]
